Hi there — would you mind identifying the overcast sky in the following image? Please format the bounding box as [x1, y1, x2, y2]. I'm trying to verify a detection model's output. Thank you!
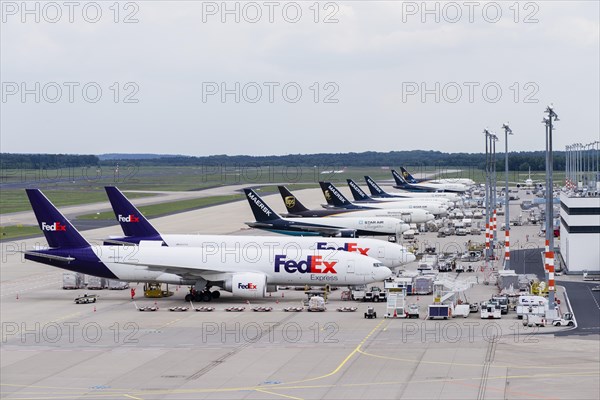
[1, 1, 598, 156]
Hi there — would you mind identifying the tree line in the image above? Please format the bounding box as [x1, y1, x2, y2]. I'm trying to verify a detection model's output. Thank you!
[1, 151, 566, 171]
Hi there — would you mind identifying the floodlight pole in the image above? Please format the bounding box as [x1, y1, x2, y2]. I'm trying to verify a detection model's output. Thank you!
[502, 124, 513, 270]
[544, 106, 559, 313]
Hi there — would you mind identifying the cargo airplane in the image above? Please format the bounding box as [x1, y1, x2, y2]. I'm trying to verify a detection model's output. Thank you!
[104, 186, 416, 268]
[277, 186, 434, 224]
[23, 189, 392, 301]
[244, 188, 409, 238]
[319, 182, 448, 216]
[400, 167, 475, 186]
[363, 176, 461, 202]
[392, 170, 467, 193]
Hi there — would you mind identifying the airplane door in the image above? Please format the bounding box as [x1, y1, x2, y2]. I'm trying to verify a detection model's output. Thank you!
[347, 261, 355, 274]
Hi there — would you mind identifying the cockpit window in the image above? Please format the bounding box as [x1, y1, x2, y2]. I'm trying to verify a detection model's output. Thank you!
[373, 262, 384, 268]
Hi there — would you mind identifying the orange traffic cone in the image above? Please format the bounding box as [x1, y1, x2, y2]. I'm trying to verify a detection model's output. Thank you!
[282, 292, 284, 298]
[93, 306, 96, 312]
[393, 309, 397, 318]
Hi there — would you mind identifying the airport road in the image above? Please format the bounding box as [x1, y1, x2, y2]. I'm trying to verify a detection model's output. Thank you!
[556, 281, 600, 336]
[1, 187, 599, 399]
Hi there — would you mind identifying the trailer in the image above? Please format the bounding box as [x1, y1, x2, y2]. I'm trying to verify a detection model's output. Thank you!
[428, 304, 450, 319]
[414, 276, 434, 295]
[108, 280, 129, 290]
[87, 276, 107, 290]
[62, 272, 84, 289]
[452, 304, 470, 318]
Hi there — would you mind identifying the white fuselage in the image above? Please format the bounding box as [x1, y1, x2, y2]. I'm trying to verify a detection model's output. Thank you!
[340, 201, 448, 216]
[98, 246, 392, 287]
[281, 216, 410, 235]
[151, 235, 416, 267]
[325, 208, 434, 223]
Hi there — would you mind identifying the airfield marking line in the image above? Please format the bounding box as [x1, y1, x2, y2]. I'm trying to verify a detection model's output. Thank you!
[355, 348, 598, 371]
[157, 318, 181, 329]
[447, 380, 556, 400]
[123, 394, 144, 400]
[587, 287, 600, 310]
[254, 388, 304, 400]
[4, 371, 597, 399]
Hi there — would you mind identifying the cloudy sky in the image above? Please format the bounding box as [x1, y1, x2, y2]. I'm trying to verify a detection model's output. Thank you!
[1, 1, 598, 156]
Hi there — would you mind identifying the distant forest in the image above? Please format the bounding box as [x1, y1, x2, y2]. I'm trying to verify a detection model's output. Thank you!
[1, 151, 566, 171]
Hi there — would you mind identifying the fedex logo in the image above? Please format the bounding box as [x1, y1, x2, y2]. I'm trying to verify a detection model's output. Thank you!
[238, 282, 257, 290]
[41, 222, 66, 231]
[118, 214, 140, 223]
[316, 242, 369, 256]
[274, 255, 337, 274]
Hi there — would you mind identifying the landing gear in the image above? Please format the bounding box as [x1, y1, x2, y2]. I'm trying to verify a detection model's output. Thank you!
[187, 287, 218, 302]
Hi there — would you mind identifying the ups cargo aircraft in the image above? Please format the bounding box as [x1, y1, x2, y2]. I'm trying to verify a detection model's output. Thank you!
[319, 182, 448, 216]
[104, 186, 415, 267]
[244, 188, 410, 238]
[277, 186, 434, 224]
[345, 179, 453, 207]
[364, 176, 461, 202]
[23, 189, 392, 301]
[399, 167, 475, 186]
[392, 169, 468, 193]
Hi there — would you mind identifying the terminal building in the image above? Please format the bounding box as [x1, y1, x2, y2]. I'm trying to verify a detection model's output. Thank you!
[559, 141, 600, 274]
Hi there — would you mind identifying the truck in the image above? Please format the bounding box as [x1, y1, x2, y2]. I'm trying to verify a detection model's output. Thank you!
[428, 304, 450, 319]
[350, 285, 367, 301]
[62, 272, 84, 289]
[552, 313, 575, 327]
[480, 302, 501, 319]
[492, 295, 509, 315]
[364, 287, 387, 302]
[87, 276, 107, 290]
[407, 304, 419, 318]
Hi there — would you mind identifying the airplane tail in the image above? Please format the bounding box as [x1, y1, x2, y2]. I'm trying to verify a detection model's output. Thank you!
[244, 188, 281, 221]
[277, 186, 309, 213]
[399, 167, 418, 184]
[346, 179, 373, 201]
[318, 182, 360, 209]
[391, 169, 409, 187]
[104, 186, 163, 242]
[364, 176, 393, 197]
[26, 189, 90, 249]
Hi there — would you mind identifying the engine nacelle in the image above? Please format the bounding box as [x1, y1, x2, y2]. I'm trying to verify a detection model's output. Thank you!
[223, 272, 267, 298]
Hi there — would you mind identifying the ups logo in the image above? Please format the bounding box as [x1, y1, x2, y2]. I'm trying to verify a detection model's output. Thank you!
[403, 171, 409, 178]
[284, 196, 296, 209]
[324, 190, 332, 200]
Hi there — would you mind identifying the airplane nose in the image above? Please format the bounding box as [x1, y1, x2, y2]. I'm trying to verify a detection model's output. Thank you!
[398, 223, 410, 233]
[427, 213, 435, 221]
[404, 252, 417, 264]
[376, 266, 392, 281]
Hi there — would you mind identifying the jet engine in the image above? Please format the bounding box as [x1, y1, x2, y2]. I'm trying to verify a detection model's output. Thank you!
[223, 272, 267, 298]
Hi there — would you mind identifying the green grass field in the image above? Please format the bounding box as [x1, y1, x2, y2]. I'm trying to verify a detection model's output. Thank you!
[0, 189, 154, 214]
[0, 225, 42, 240]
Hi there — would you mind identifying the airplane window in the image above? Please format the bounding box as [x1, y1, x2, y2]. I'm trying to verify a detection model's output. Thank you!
[373, 263, 384, 268]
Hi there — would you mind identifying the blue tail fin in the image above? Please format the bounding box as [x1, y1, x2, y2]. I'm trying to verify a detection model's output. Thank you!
[400, 167, 418, 184]
[346, 179, 373, 201]
[244, 188, 281, 221]
[364, 176, 392, 197]
[277, 186, 309, 213]
[104, 186, 162, 241]
[26, 189, 90, 249]
[318, 182, 360, 209]
[391, 169, 408, 186]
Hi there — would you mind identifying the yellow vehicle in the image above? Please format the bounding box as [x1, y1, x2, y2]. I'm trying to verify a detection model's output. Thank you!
[143, 283, 174, 298]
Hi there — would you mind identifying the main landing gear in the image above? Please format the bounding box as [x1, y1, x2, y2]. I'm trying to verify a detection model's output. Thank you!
[184, 288, 221, 302]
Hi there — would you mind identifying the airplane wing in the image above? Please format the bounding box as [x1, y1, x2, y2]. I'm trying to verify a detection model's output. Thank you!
[112, 259, 242, 281]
